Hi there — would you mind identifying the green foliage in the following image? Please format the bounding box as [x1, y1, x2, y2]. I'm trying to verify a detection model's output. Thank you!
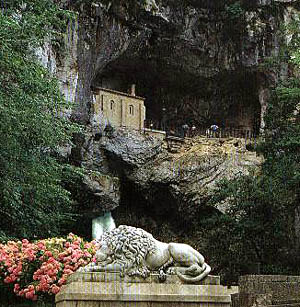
[225, 2, 244, 20]
[205, 169, 299, 283]
[0, 0, 80, 240]
[203, 14, 300, 283]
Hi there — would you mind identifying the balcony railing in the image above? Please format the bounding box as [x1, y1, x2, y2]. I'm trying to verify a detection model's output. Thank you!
[144, 120, 257, 139]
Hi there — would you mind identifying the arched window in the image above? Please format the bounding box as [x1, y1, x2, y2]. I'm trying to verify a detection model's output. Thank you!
[129, 104, 134, 115]
[101, 95, 104, 111]
[110, 100, 115, 111]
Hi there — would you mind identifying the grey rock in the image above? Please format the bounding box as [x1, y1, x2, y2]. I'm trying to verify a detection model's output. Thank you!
[125, 137, 262, 216]
[100, 128, 163, 169]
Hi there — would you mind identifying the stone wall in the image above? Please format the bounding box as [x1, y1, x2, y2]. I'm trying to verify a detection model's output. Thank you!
[234, 275, 300, 307]
[143, 128, 166, 141]
[56, 272, 233, 307]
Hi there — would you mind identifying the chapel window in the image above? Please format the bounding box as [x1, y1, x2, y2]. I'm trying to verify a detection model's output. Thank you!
[110, 100, 115, 111]
[129, 105, 134, 115]
[101, 95, 104, 111]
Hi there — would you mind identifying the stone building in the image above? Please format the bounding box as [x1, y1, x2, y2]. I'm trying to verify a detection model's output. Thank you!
[92, 85, 146, 130]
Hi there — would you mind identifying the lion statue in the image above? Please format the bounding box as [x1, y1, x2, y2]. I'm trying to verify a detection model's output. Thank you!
[80, 225, 211, 283]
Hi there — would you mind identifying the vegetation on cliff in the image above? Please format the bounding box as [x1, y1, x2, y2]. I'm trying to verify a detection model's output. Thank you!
[204, 16, 300, 283]
[0, 0, 79, 240]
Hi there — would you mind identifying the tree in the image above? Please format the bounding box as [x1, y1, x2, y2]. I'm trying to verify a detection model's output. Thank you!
[202, 13, 300, 283]
[0, 0, 79, 240]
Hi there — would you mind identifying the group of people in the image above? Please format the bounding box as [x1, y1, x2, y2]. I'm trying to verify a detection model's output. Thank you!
[181, 124, 197, 137]
[181, 123, 219, 138]
[156, 121, 220, 139]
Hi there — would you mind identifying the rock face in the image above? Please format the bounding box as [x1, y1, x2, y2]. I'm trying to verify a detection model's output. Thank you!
[96, 129, 262, 221]
[100, 129, 163, 169]
[40, 0, 298, 130]
[39, 0, 297, 235]
[66, 120, 261, 238]
[72, 0, 298, 132]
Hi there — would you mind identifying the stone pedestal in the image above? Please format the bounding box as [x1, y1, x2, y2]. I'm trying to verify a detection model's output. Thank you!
[56, 272, 232, 307]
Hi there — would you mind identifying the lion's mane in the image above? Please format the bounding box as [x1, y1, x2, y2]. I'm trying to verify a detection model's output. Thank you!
[99, 225, 157, 278]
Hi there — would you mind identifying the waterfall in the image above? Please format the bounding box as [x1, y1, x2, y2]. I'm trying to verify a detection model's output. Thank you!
[92, 212, 116, 240]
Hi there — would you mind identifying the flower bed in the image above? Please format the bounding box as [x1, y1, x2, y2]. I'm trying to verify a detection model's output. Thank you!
[0, 234, 96, 302]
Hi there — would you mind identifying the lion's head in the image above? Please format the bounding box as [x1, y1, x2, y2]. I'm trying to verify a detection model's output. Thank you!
[96, 225, 156, 278]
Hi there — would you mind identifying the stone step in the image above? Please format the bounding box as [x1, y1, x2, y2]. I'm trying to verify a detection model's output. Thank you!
[68, 272, 221, 285]
[269, 299, 300, 307]
[272, 299, 300, 305]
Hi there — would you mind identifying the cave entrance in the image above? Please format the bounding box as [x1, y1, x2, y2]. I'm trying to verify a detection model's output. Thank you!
[92, 56, 261, 137]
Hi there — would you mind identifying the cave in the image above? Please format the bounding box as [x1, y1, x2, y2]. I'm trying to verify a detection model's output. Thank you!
[114, 177, 218, 243]
[92, 53, 261, 135]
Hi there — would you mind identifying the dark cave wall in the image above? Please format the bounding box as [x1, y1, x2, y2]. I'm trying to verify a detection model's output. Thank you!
[72, 0, 294, 131]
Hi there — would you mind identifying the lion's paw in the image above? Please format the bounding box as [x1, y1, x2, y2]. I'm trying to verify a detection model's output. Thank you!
[158, 269, 167, 283]
[166, 267, 177, 275]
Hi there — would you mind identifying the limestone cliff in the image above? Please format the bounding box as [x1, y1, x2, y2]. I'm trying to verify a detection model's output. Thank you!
[42, 0, 299, 129]
[68, 126, 261, 240]
[38, 0, 298, 237]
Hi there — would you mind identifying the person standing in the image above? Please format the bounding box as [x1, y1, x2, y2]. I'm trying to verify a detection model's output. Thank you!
[191, 125, 196, 137]
[182, 123, 189, 137]
[210, 124, 219, 138]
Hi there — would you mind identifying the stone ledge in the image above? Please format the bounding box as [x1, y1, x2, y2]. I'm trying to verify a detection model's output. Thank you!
[56, 281, 231, 303]
[68, 272, 220, 285]
[56, 273, 232, 307]
[240, 275, 300, 283]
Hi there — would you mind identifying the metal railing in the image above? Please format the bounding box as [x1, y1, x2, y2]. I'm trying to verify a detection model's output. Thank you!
[144, 120, 257, 139]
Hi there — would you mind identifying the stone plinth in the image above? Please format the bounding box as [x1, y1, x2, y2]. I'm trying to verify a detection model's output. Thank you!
[56, 272, 232, 307]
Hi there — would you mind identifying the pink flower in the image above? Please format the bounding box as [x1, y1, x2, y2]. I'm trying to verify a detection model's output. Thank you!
[73, 240, 80, 246]
[58, 277, 66, 286]
[63, 268, 73, 275]
[13, 284, 20, 293]
[50, 284, 60, 294]
[4, 260, 12, 267]
[63, 256, 72, 263]
[4, 276, 12, 283]
[25, 290, 35, 300]
[48, 257, 56, 264]
[22, 239, 29, 245]
[84, 252, 92, 258]
[0, 234, 96, 301]
[46, 263, 54, 271]
[37, 242, 45, 250]
[44, 251, 52, 257]
[39, 282, 50, 291]
[47, 269, 55, 277]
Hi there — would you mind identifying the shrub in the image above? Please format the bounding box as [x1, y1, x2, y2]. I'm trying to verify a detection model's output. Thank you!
[225, 2, 244, 20]
[0, 234, 96, 301]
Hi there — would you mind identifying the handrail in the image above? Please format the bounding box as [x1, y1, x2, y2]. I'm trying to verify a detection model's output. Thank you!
[144, 120, 257, 139]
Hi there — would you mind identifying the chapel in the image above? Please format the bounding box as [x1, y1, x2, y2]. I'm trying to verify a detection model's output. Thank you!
[92, 84, 146, 130]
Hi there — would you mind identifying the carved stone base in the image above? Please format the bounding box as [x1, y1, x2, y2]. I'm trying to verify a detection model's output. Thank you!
[56, 272, 232, 307]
